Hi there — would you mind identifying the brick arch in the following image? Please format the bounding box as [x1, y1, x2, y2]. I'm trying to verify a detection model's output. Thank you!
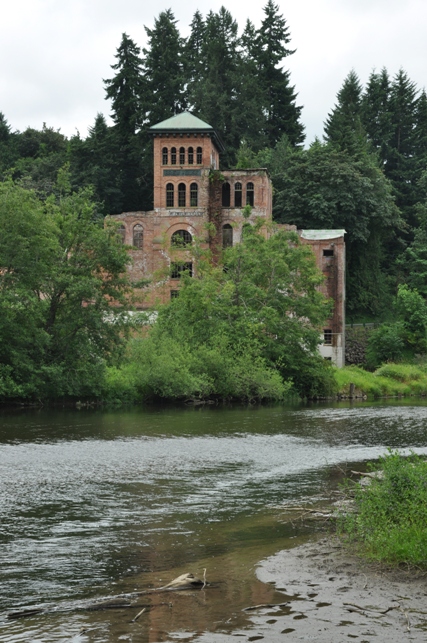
[166, 222, 198, 238]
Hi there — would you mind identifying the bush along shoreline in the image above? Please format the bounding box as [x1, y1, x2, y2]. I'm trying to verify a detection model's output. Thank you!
[338, 451, 427, 568]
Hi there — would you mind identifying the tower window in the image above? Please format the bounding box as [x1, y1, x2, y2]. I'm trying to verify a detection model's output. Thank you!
[178, 183, 186, 207]
[196, 146, 202, 164]
[234, 182, 242, 207]
[162, 147, 168, 165]
[246, 182, 254, 206]
[171, 147, 177, 165]
[222, 182, 231, 207]
[190, 183, 198, 207]
[179, 147, 185, 165]
[166, 183, 174, 208]
[171, 229, 193, 247]
[223, 223, 233, 248]
[323, 249, 334, 257]
[133, 224, 143, 248]
[188, 147, 194, 165]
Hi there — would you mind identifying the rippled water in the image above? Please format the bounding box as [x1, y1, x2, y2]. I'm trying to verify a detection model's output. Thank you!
[1, 400, 427, 642]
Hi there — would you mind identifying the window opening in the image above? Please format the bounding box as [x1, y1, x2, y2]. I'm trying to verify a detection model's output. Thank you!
[222, 182, 231, 207]
[171, 147, 177, 165]
[162, 147, 168, 165]
[188, 147, 194, 165]
[196, 146, 202, 164]
[133, 224, 143, 248]
[179, 147, 185, 165]
[171, 262, 193, 279]
[166, 183, 174, 208]
[246, 182, 254, 206]
[323, 249, 334, 257]
[170, 290, 179, 299]
[234, 182, 242, 207]
[117, 224, 126, 244]
[222, 224, 233, 248]
[178, 183, 186, 207]
[324, 329, 333, 345]
[190, 183, 198, 207]
[171, 229, 193, 247]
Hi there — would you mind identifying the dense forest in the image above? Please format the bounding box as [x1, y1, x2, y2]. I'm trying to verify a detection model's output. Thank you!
[1, 2, 427, 400]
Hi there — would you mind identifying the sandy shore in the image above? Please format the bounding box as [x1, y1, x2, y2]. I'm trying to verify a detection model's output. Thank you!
[251, 535, 427, 642]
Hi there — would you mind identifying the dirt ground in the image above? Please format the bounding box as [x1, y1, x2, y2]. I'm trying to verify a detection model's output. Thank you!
[250, 535, 427, 642]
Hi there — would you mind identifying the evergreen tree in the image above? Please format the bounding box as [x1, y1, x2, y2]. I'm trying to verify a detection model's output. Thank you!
[191, 7, 241, 166]
[69, 114, 123, 215]
[324, 70, 367, 155]
[414, 89, 427, 176]
[184, 11, 206, 107]
[361, 68, 393, 163]
[104, 34, 147, 211]
[143, 9, 186, 126]
[254, 0, 304, 147]
[387, 69, 419, 226]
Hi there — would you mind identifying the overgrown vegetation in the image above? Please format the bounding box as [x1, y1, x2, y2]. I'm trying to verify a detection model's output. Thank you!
[335, 363, 427, 398]
[340, 451, 427, 567]
[102, 225, 335, 403]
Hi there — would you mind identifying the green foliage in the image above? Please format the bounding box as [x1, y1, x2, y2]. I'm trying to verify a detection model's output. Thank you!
[0, 177, 132, 400]
[104, 227, 333, 402]
[334, 363, 427, 398]
[340, 451, 427, 567]
[365, 323, 406, 369]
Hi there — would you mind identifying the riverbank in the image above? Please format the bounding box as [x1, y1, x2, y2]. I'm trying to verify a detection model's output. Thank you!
[335, 363, 427, 399]
[251, 535, 427, 641]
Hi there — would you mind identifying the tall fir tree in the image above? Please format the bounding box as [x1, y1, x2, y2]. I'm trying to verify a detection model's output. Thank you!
[104, 34, 148, 211]
[361, 68, 393, 164]
[190, 7, 241, 166]
[254, 0, 304, 148]
[387, 69, 419, 228]
[142, 10, 186, 126]
[184, 11, 206, 108]
[324, 70, 367, 155]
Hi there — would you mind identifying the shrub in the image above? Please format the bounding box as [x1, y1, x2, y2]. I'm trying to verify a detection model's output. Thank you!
[340, 451, 427, 567]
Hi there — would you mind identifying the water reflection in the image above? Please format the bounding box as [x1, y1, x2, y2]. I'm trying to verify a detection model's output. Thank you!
[1, 401, 427, 641]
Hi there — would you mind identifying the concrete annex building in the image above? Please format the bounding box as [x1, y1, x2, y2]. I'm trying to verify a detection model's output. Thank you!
[110, 112, 346, 367]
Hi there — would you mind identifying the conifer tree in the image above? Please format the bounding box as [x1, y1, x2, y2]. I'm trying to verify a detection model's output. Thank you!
[254, 0, 304, 147]
[361, 68, 392, 163]
[104, 34, 147, 211]
[324, 70, 367, 155]
[184, 11, 206, 106]
[143, 10, 186, 126]
[191, 7, 241, 166]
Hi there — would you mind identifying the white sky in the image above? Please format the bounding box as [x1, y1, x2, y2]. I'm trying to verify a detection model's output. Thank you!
[1, 0, 426, 145]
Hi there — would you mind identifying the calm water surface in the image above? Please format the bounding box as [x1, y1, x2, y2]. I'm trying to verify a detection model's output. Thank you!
[1, 400, 427, 642]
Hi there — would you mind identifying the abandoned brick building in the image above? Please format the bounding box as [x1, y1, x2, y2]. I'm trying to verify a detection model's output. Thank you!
[110, 112, 346, 367]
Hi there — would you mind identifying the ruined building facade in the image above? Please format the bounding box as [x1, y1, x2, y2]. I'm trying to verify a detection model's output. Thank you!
[110, 112, 345, 367]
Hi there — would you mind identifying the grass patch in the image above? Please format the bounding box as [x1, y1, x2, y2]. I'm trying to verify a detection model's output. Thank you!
[335, 363, 427, 398]
[340, 451, 427, 567]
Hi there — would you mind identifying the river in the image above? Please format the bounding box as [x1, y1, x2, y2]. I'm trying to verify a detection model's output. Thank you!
[1, 400, 427, 642]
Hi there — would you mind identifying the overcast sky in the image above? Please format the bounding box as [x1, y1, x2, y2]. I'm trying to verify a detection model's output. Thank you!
[1, 0, 426, 145]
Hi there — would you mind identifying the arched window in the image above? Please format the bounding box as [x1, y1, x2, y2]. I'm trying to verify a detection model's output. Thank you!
[171, 147, 177, 165]
[196, 146, 202, 164]
[166, 183, 174, 208]
[246, 182, 254, 206]
[222, 224, 233, 248]
[133, 224, 143, 248]
[234, 182, 242, 207]
[117, 224, 126, 244]
[179, 147, 185, 165]
[162, 147, 168, 165]
[171, 229, 193, 247]
[178, 183, 186, 207]
[222, 182, 231, 207]
[190, 183, 198, 207]
[188, 147, 194, 165]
